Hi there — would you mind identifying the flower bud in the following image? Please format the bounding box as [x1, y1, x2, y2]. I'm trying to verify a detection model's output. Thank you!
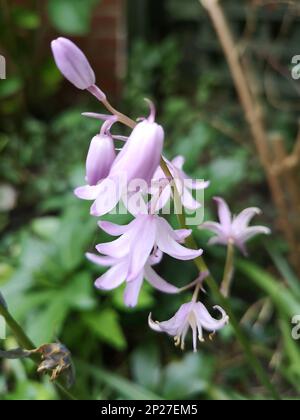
[86, 134, 116, 186]
[51, 37, 96, 90]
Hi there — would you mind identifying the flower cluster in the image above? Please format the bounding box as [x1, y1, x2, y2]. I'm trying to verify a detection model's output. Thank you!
[52, 37, 270, 351]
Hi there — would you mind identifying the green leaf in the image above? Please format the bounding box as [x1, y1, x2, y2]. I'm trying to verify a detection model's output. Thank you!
[83, 309, 127, 350]
[48, 0, 100, 35]
[66, 272, 96, 311]
[162, 353, 214, 399]
[31, 217, 60, 241]
[77, 361, 163, 400]
[27, 295, 69, 345]
[238, 260, 300, 318]
[130, 344, 161, 391]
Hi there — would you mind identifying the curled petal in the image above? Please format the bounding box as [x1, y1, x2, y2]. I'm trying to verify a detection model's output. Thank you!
[94, 261, 127, 290]
[96, 232, 131, 259]
[156, 218, 203, 260]
[148, 313, 164, 332]
[194, 303, 229, 332]
[237, 226, 271, 244]
[144, 265, 179, 294]
[174, 229, 192, 243]
[98, 220, 133, 236]
[86, 253, 117, 267]
[181, 188, 201, 211]
[232, 207, 261, 232]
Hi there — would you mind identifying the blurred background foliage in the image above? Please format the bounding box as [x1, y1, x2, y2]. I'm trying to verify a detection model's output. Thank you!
[0, 0, 300, 400]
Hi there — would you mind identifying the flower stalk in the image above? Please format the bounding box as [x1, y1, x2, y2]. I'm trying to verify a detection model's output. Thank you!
[220, 241, 235, 298]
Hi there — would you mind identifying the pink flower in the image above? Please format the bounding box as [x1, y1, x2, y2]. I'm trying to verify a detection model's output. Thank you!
[96, 215, 203, 281]
[151, 156, 209, 211]
[74, 102, 164, 216]
[85, 118, 117, 186]
[149, 301, 228, 351]
[51, 37, 106, 101]
[86, 249, 178, 307]
[201, 197, 271, 255]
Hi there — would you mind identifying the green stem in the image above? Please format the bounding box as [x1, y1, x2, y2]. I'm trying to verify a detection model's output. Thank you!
[220, 241, 235, 297]
[100, 99, 281, 400]
[0, 302, 77, 400]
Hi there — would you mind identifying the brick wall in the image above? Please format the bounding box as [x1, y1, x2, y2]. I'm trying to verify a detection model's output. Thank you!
[78, 0, 127, 100]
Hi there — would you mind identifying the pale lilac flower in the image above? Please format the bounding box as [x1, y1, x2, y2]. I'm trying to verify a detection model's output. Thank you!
[74, 102, 164, 216]
[151, 156, 209, 211]
[51, 37, 106, 101]
[201, 197, 271, 255]
[86, 249, 179, 307]
[85, 118, 117, 186]
[95, 215, 203, 282]
[149, 301, 228, 351]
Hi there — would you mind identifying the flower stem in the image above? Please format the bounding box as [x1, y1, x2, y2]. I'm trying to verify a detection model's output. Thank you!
[97, 101, 281, 400]
[0, 300, 77, 400]
[220, 241, 235, 297]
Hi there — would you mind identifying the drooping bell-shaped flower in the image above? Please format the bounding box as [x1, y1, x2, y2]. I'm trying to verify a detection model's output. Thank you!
[86, 248, 179, 308]
[149, 301, 228, 351]
[85, 118, 117, 186]
[201, 197, 271, 255]
[74, 101, 164, 216]
[95, 214, 203, 282]
[109, 100, 164, 185]
[51, 37, 106, 101]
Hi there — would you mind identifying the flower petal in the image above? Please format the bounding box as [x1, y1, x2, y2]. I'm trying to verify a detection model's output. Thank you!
[86, 252, 117, 267]
[94, 261, 127, 290]
[98, 220, 133, 236]
[74, 184, 103, 200]
[124, 272, 144, 307]
[174, 228, 192, 243]
[232, 207, 261, 232]
[90, 177, 123, 216]
[156, 218, 203, 260]
[96, 232, 132, 259]
[214, 197, 232, 233]
[171, 155, 185, 170]
[181, 188, 201, 210]
[144, 265, 179, 294]
[194, 303, 229, 332]
[237, 226, 271, 244]
[127, 216, 157, 280]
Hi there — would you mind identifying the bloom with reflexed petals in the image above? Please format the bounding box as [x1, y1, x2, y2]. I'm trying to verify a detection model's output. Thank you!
[149, 301, 229, 351]
[74, 102, 164, 216]
[86, 249, 179, 307]
[51, 37, 106, 100]
[95, 215, 203, 282]
[201, 197, 271, 255]
[151, 156, 209, 211]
